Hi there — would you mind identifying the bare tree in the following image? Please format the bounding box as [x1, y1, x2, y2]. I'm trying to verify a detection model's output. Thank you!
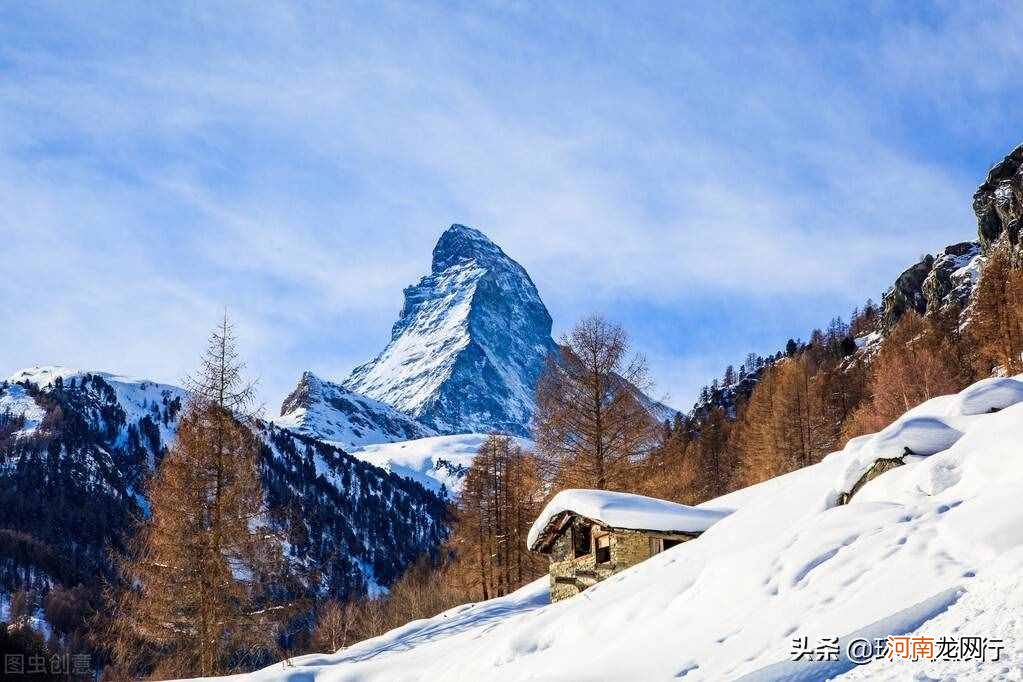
[534, 315, 658, 491]
[104, 313, 288, 678]
[311, 600, 357, 653]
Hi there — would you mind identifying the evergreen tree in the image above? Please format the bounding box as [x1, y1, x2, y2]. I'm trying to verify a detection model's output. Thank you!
[723, 365, 736, 389]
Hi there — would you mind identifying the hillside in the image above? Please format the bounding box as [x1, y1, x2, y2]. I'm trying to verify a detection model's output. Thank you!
[351, 433, 534, 496]
[220, 374, 1023, 681]
[0, 367, 448, 602]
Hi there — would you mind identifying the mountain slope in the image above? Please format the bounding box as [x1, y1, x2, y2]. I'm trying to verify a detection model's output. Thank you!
[352, 433, 534, 496]
[343, 224, 560, 437]
[276, 371, 436, 450]
[226, 374, 1023, 681]
[689, 144, 1022, 422]
[0, 366, 448, 601]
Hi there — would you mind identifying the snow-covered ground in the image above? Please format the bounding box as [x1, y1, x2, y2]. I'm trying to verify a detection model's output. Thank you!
[351, 433, 533, 495]
[204, 374, 1023, 681]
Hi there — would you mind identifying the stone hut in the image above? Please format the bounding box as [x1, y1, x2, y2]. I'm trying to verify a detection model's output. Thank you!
[527, 489, 731, 602]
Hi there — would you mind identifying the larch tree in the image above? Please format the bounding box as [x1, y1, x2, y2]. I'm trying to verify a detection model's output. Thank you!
[533, 315, 658, 491]
[844, 311, 971, 440]
[971, 237, 1023, 375]
[731, 357, 829, 487]
[104, 313, 288, 678]
[452, 435, 543, 601]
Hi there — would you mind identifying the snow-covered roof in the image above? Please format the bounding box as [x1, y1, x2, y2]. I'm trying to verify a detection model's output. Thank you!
[527, 489, 731, 551]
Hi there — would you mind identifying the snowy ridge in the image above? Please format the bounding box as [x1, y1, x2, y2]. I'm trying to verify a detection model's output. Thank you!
[0, 365, 448, 600]
[6, 365, 185, 452]
[275, 371, 436, 450]
[228, 374, 1023, 681]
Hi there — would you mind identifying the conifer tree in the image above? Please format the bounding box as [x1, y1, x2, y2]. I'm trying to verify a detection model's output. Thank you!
[844, 311, 970, 440]
[534, 315, 657, 490]
[104, 313, 288, 678]
[971, 237, 1023, 374]
[451, 436, 543, 600]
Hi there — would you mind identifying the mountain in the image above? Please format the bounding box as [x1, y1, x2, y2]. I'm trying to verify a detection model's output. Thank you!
[276, 371, 436, 449]
[230, 373, 1023, 681]
[354, 433, 534, 496]
[283, 224, 675, 442]
[343, 224, 561, 437]
[877, 143, 1023, 333]
[0, 366, 448, 602]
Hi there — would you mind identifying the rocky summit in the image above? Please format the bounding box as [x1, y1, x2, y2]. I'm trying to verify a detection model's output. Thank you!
[876, 145, 1023, 333]
[343, 224, 560, 437]
[276, 370, 437, 449]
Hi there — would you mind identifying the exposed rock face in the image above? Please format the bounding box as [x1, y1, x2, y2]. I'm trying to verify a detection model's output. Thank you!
[875, 145, 1023, 332]
[878, 242, 984, 333]
[922, 242, 983, 316]
[973, 144, 1023, 251]
[880, 254, 935, 330]
[344, 224, 560, 437]
[277, 371, 436, 449]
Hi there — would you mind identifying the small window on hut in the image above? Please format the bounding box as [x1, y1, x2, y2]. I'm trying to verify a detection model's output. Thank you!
[595, 535, 611, 564]
[662, 539, 682, 551]
[572, 524, 591, 558]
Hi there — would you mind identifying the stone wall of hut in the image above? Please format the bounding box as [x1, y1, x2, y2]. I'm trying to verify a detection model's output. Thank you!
[546, 524, 696, 602]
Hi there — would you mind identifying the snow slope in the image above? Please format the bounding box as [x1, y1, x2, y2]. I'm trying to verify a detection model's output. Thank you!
[218, 374, 1023, 681]
[276, 371, 436, 450]
[351, 433, 533, 496]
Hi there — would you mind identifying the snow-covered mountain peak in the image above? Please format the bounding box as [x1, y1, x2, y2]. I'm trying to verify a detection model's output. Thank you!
[286, 224, 673, 441]
[4, 365, 187, 447]
[343, 224, 559, 436]
[275, 370, 436, 450]
[431, 223, 510, 272]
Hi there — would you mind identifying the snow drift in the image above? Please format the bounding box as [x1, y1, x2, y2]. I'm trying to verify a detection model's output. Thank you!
[204, 375, 1023, 681]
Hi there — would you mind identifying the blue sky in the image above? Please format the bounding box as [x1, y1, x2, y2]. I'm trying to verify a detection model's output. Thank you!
[2, 1, 1022, 412]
